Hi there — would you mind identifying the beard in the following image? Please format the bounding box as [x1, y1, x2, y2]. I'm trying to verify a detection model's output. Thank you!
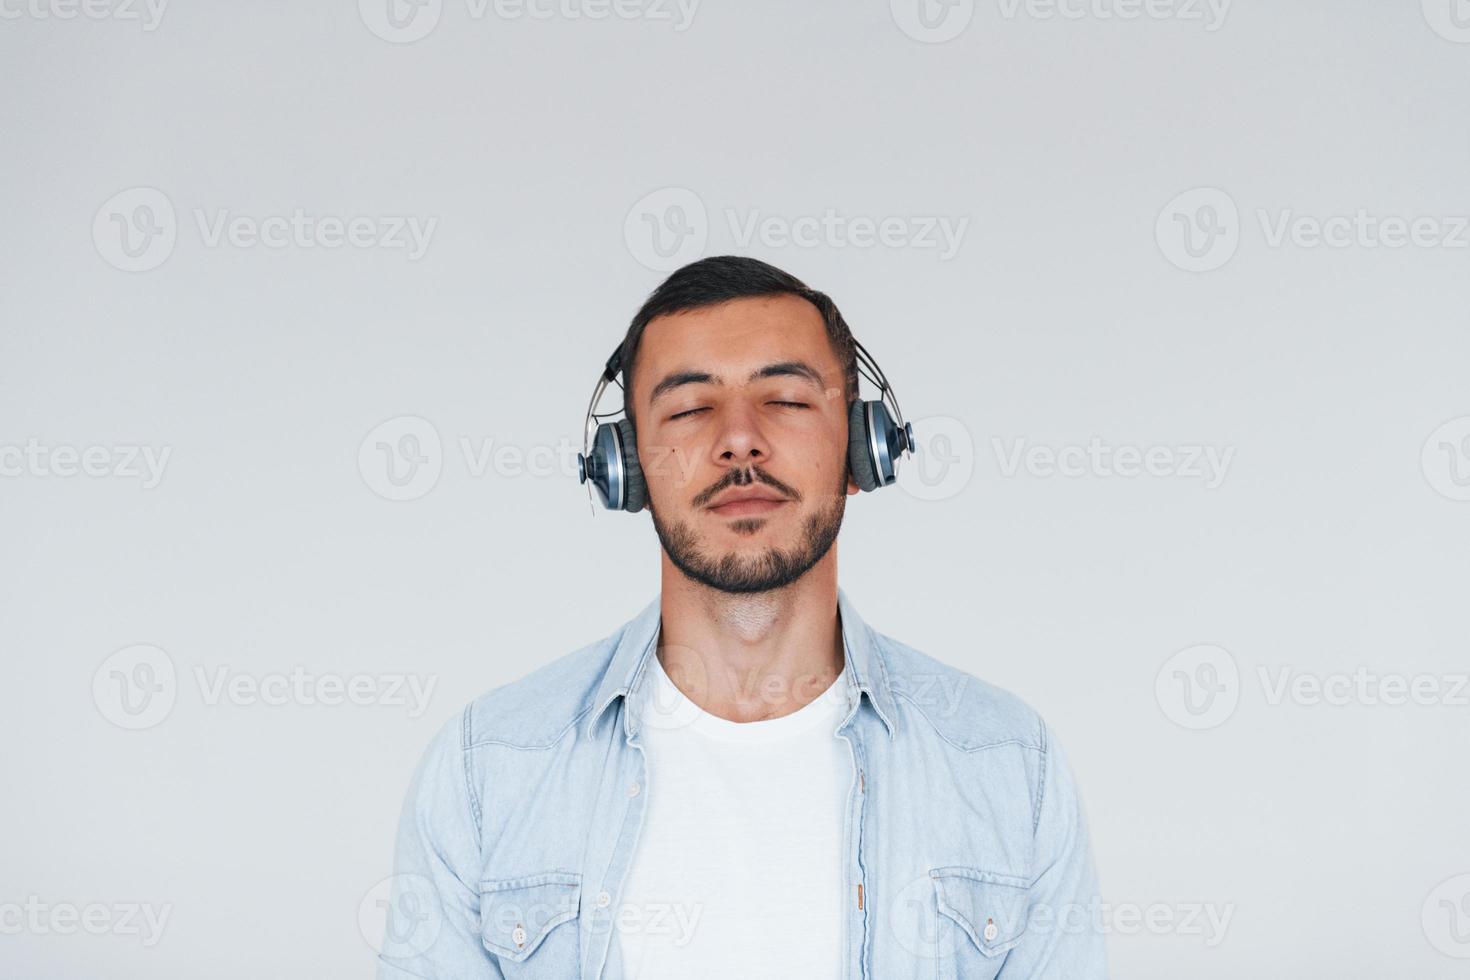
[649, 467, 848, 595]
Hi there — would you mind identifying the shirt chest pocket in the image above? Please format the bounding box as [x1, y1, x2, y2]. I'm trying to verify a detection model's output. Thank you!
[479, 872, 582, 977]
[929, 867, 1030, 980]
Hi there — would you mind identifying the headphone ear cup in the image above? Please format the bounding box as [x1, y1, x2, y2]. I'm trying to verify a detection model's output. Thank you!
[616, 418, 647, 513]
[847, 399, 881, 492]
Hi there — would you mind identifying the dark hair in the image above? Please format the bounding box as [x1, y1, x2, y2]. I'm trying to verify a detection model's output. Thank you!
[617, 255, 859, 431]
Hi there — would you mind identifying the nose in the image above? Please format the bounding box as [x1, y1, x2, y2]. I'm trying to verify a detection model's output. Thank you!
[711, 402, 770, 470]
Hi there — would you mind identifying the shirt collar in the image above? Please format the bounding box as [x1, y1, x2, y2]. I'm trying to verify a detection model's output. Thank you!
[585, 587, 898, 741]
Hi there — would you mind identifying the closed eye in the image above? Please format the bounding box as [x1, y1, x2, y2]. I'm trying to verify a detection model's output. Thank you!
[670, 402, 808, 420]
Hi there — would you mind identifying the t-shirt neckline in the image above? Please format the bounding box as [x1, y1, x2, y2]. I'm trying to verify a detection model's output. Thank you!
[640, 647, 849, 743]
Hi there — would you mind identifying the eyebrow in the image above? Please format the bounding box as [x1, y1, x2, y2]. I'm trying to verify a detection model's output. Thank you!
[648, 360, 826, 405]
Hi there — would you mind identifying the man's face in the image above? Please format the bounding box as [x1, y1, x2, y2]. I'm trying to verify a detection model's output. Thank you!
[631, 294, 859, 594]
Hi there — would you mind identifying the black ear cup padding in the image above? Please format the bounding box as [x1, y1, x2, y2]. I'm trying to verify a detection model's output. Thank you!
[847, 399, 880, 492]
[617, 418, 647, 512]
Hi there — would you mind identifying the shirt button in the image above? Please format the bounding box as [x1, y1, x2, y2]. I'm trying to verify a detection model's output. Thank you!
[597, 891, 611, 908]
[512, 925, 527, 946]
[627, 781, 641, 797]
[983, 920, 998, 942]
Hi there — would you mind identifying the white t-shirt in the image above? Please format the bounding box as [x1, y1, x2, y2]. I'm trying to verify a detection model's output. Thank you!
[614, 649, 851, 980]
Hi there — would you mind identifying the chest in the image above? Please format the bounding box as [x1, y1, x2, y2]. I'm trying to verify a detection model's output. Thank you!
[613, 727, 851, 978]
[469, 721, 1039, 979]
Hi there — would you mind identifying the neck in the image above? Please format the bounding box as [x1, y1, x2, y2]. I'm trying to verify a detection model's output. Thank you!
[656, 546, 845, 723]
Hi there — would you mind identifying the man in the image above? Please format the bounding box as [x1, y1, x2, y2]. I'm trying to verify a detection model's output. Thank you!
[376, 256, 1106, 979]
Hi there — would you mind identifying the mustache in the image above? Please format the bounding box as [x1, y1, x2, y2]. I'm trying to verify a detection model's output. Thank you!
[692, 466, 802, 508]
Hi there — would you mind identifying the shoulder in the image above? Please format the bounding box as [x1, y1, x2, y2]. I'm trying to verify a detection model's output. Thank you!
[874, 629, 1048, 754]
[458, 631, 624, 751]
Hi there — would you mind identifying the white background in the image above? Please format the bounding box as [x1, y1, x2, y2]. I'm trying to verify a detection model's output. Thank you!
[3, 1, 1470, 977]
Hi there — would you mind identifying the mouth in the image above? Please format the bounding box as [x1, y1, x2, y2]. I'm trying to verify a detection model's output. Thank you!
[706, 492, 790, 518]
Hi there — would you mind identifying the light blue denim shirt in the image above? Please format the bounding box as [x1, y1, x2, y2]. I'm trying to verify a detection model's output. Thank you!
[376, 589, 1107, 979]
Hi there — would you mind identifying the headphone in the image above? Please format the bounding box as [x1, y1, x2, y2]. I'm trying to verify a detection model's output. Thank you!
[576, 336, 916, 512]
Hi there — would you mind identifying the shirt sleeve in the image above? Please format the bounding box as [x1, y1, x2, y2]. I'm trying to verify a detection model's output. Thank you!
[376, 709, 505, 980]
[998, 718, 1108, 979]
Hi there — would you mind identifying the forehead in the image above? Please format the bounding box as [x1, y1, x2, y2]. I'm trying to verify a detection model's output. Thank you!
[634, 294, 836, 392]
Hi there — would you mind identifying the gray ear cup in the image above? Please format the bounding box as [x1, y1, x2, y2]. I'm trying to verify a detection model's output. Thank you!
[616, 418, 647, 513]
[848, 398, 912, 491]
[580, 423, 621, 510]
[847, 399, 881, 492]
[577, 419, 647, 511]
